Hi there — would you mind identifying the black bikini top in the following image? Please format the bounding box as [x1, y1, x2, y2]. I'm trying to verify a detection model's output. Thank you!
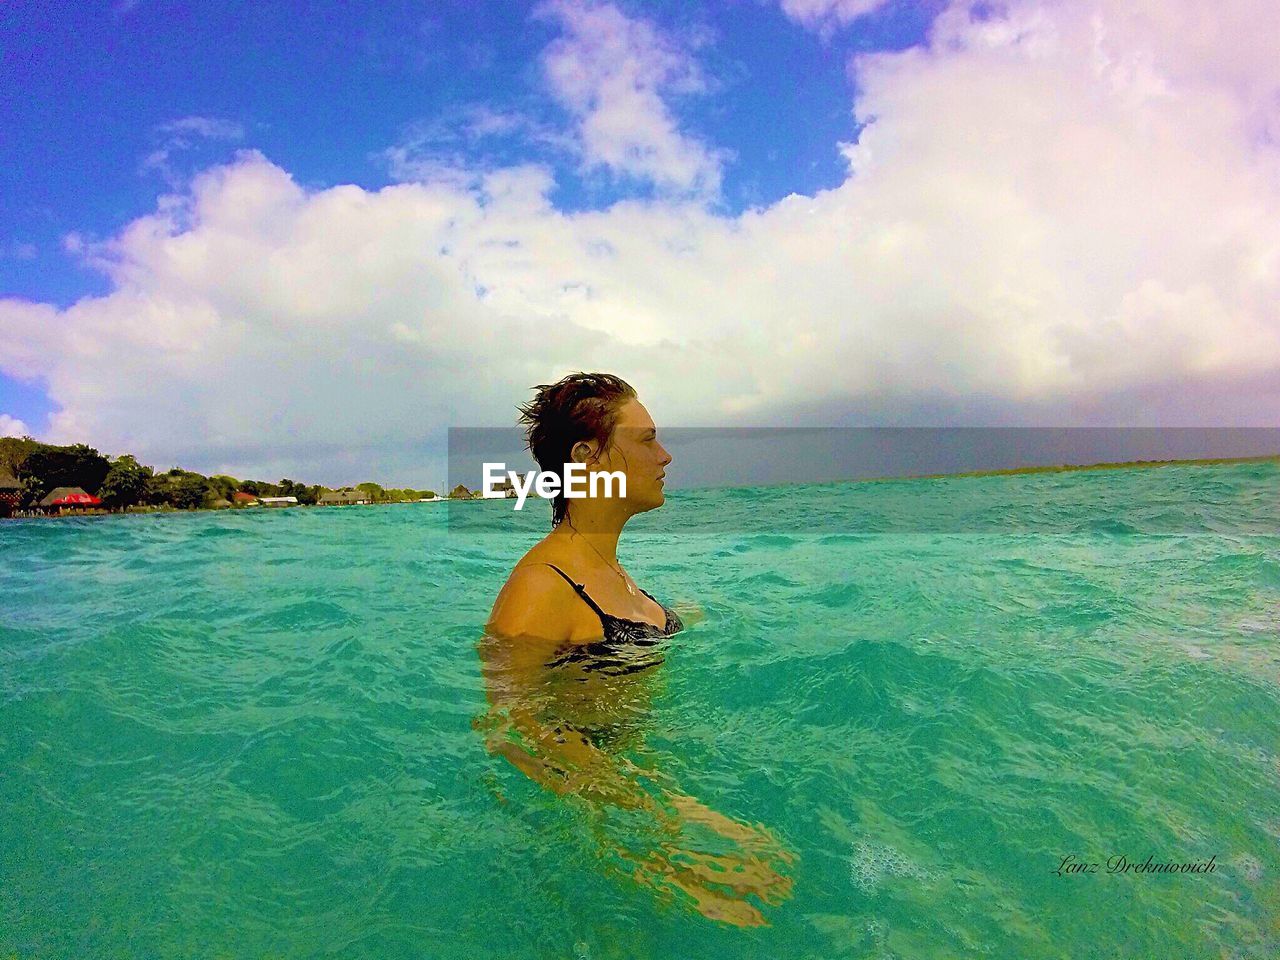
[538, 562, 684, 673]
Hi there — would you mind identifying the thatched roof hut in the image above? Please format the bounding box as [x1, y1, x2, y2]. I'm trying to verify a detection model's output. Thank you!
[38, 486, 99, 508]
[317, 489, 371, 505]
[0, 467, 20, 491]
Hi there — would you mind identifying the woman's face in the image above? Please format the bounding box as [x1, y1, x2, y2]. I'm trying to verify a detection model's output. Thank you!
[587, 398, 672, 511]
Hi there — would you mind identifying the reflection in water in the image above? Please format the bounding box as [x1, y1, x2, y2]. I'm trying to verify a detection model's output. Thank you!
[473, 631, 798, 927]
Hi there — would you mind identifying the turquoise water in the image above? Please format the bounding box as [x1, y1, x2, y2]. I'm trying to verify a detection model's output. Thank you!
[3, 461, 1279, 958]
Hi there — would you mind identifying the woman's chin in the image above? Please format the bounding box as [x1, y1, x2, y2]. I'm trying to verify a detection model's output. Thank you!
[635, 490, 664, 512]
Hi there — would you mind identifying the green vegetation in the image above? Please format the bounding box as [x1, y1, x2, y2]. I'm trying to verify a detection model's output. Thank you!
[900, 453, 1280, 482]
[0, 436, 438, 517]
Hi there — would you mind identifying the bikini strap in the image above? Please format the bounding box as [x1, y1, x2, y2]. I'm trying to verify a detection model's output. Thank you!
[539, 563, 609, 623]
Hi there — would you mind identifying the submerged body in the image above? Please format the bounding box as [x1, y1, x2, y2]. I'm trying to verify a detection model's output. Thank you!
[477, 380, 794, 926]
[477, 532, 794, 928]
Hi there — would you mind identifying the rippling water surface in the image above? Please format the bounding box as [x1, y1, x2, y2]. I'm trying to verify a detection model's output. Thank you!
[3, 462, 1280, 958]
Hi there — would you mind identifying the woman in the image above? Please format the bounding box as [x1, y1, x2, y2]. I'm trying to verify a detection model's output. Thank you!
[475, 372, 796, 927]
[487, 371, 687, 652]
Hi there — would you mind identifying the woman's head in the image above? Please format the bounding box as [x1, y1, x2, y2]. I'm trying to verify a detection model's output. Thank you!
[517, 372, 671, 528]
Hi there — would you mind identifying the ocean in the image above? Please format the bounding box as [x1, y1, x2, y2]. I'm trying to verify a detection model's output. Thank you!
[2, 460, 1278, 958]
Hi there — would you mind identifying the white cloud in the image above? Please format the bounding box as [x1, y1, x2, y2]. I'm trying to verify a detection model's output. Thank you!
[156, 117, 246, 140]
[534, 0, 728, 197]
[380, 103, 577, 186]
[143, 115, 246, 187]
[821, 0, 1280, 408]
[0, 414, 29, 438]
[777, 0, 892, 36]
[1, 0, 1278, 484]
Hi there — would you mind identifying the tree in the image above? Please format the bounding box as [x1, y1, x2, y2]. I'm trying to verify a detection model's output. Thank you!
[208, 475, 239, 501]
[169, 473, 208, 509]
[145, 469, 208, 509]
[0, 436, 40, 477]
[4, 437, 430, 514]
[98, 455, 152, 509]
[20, 442, 111, 495]
[143, 474, 170, 506]
[19, 475, 45, 509]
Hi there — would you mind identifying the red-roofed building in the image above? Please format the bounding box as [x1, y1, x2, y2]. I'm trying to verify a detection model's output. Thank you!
[38, 486, 102, 513]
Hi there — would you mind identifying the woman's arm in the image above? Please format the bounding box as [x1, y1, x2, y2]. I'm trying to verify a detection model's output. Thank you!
[670, 600, 706, 627]
[474, 667, 796, 926]
[475, 700, 672, 816]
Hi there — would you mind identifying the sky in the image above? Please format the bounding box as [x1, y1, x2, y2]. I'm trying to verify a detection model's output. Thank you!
[2, 0, 1278, 489]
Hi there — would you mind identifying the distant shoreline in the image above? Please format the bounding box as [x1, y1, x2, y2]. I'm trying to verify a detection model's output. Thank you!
[7, 453, 1276, 519]
[895, 452, 1280, 482]
[680, 451, 1280, 494]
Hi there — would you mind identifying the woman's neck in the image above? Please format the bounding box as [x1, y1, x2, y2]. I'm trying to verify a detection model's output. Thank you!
[553, 510, 626, 565]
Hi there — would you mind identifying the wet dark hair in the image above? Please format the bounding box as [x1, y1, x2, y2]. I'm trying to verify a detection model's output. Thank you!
[517, 372, 637, 528]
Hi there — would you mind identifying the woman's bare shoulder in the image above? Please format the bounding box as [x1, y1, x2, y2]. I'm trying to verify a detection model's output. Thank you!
[486, 558, 594, 643]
